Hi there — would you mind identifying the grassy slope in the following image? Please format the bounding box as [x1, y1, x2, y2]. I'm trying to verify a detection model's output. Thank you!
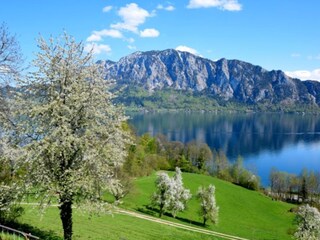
[0, 232, 24, 240]
[123, 172, 296, 240]
[18, 172, 296, 240]
[19, 205, 223, 240]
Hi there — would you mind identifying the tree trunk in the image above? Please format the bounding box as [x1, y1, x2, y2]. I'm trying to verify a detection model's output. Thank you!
[159, 202, 164, 218]
[203, 217, 207, 226]
[59, 198, 73, 240]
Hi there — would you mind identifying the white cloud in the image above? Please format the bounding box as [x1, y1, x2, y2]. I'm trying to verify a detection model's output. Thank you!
[84, 43, 111, 55]
[140, 28, 160, 38]
[102, 6, 113, 12]
[166, 5, 175, 11]
[87, 29, 123, 42]
[308, 54, 320, 60]
[285, 69, 320, 81]
[175, 45, 199, 55]
[87, 34, 102, 42]
[157, 4, 175, 11]
[127, 45, 137, 50]
[111, 3, 152, 33]
[187, 0, 242, 11]
[126, 37, 135, 43]
[222, 0, 242, 11]
[291, 53, 301, 58]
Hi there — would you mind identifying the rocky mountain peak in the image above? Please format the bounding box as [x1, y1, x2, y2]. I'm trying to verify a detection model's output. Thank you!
[102, 49, 320, 106]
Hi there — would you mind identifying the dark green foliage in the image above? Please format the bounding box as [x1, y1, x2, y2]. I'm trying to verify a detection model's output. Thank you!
[209, 150, 232, 181]
[0, 205, 24, 222]
[115, 86, 220, 111]
[208, 152, 260, 190]
[232, 157, 260, 191]
[124, 132, 259, 191]
[123, 134, 171, 177]
[2, 220, 62, 240]
[0, 156, 24, 222]
[114, 85, 320, 113]
[158, 138, 212, 173]
[186, 141, 213, 172]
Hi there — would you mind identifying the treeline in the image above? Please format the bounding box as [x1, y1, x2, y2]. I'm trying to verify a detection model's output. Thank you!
[269, 168, 320, 204]
[114, 86, 320, 113]
[122, 132, 260, 191]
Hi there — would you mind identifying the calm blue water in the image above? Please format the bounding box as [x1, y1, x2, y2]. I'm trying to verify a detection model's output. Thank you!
[128, 112, 320, 186]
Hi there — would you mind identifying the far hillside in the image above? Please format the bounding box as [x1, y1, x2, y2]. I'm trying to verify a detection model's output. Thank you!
[101, 49, 320, 112]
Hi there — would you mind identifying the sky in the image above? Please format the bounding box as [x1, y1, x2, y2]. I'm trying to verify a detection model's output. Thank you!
[1, 0, 320, 80]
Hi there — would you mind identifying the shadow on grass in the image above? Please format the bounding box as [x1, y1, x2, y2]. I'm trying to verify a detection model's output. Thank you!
[136, 205, 204, 227]
[2, 220, 62, 240]
[136, 205, 158, 217]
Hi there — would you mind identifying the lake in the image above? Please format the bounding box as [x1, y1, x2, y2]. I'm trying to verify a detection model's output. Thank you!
[128, 112, 320, 186]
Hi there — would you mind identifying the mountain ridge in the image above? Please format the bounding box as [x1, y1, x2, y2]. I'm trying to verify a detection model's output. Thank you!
[100, 49, 320, 109]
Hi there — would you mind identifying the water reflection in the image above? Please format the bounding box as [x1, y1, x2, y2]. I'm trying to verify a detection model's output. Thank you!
[129, 112, 320, 185]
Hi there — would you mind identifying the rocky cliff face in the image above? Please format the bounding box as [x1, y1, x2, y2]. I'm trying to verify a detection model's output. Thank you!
[101, 49, 320, 106]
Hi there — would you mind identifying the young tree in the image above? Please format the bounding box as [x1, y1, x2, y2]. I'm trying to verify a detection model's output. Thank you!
[300, 169, 309, 202]
[108, 166, 133, 202]
[152, 167, 191, 218]
[209, 150, 231, 181]
[186, 141, 212, 172]
[151, 172, 173, 218]
[270, 168, 289, 199]
[169, 167, 192, 217]
[230, 156, 243, 184]
[294, 204, 320, 240]
[164, 140, 185, 169]
[197, 184, 219, 226]
[14, 33, 130, 240]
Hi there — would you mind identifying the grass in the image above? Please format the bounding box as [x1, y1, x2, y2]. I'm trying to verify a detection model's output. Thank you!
[0, 232, 24, 240]
[17, 171, 296, 240]
[122, 172, 297, 240]
[19, 205, 223, 240]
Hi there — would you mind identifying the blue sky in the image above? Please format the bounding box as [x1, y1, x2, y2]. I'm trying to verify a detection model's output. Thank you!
[1, 0, 320, 80]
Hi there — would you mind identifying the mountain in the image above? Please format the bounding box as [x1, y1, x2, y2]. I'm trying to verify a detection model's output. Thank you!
[100, 49, 320, 110]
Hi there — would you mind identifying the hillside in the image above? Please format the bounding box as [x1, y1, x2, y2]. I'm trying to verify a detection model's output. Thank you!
[19, 206, 223, 240]
[18, 172, 295, 240]
[100, 49, 320, 111]
[122, 172, 295, 240]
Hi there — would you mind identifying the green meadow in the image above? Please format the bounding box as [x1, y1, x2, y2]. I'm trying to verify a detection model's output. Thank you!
[122, 172, 296, 240]
[18, 172, 296, 240]
[19, 205, 223, 240]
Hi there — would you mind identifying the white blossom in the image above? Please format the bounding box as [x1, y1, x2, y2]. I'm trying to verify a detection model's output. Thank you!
[197, 184, 219, 225]
[294, 204, 320, 240]
[152, 167, 191, 218]
[11, 33, 131, 239]
[169, 167, 192, 217]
